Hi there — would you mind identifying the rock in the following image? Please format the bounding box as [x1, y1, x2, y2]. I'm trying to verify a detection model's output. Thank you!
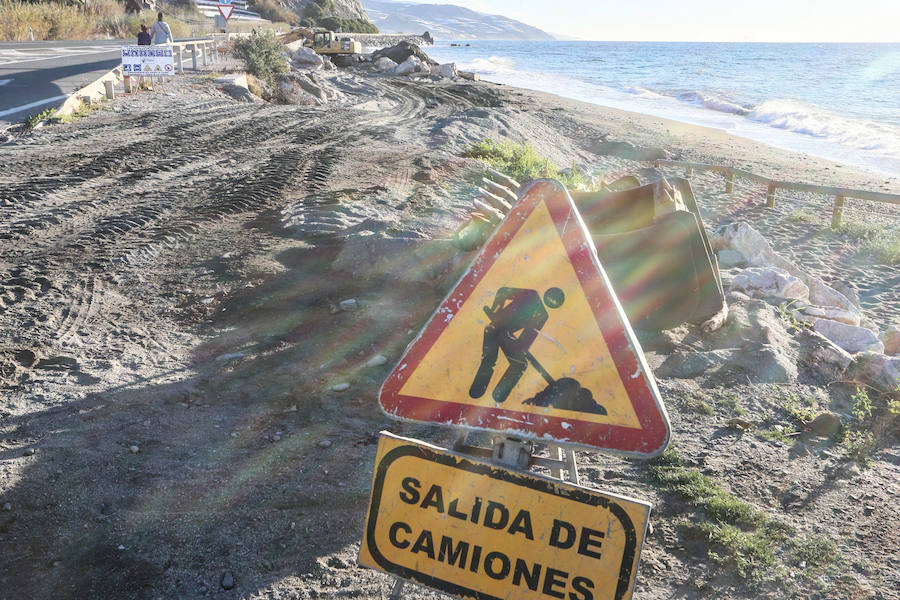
[799, 305, 862, 327]
[846, 352, 900, 393]
[366, 354, 388, 367]
[797, 330, 853, 381]
[291, 46, 324, 68]
[730, 267, 809, 301]
[656, 350, 725, 379]
[321, 56, 336, 70]
[589, 140, 668, 161]
[831, 282, 861, 309]
[882, 324, 900, 355]
[715, 221, 860, 322]
[129, 445, 139, 454]
[808, 412, 842, 437]
[221, 570, 235, 590]
[23, 448, 35, 456]
[317, 439, 332, 449]
[2, 502, 11, 511]
[716, 249, 746, 268]
[813, 319, 884, 354]
[394, 56, 428, 76]
[339, 299, 358, 311]
[331, 383, 351, 391]
[435, 62, 457, 78]
[274, 81, 318, 106]
[373, 57, 398, 72]
[371, 41, 437, 66]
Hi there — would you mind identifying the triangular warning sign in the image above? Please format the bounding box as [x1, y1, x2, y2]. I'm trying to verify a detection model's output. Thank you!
[218, 4, 234, 20]
[380, 179, 670, 457]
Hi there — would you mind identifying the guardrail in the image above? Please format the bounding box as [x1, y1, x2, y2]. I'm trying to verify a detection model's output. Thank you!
[170, 39, 220, 74]
[653, 159, 900, 228]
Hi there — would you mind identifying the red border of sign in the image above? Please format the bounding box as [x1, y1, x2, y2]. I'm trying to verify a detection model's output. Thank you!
[379, 179, 670, 457]
[218, 4, 234, 21]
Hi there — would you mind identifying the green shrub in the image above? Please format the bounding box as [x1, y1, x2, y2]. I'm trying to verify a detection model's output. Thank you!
[231, 32, 288, 85]
[316, 16, 378, 33]
[463, 138, 600, 191]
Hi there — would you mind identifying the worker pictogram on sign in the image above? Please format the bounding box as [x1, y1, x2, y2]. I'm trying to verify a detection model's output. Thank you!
[379, 179, 670, 456]
[217, 4, 234, 20]
[359, 432, 652, 600]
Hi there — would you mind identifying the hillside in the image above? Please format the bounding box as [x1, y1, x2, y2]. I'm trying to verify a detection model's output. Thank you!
[362, 0, 554, 40]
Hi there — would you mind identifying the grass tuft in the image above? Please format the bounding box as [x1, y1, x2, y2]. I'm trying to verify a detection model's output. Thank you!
[836, 220, 900, 264]
[463, 139, 602, 191]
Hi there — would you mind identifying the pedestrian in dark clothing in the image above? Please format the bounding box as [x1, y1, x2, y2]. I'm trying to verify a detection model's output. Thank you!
[137, 24, 151, 46]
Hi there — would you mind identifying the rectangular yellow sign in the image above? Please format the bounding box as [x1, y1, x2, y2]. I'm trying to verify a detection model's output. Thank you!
[359, 433, 651, 600]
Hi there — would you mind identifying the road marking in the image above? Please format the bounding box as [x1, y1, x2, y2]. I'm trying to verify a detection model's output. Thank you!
[0, 79, 11, 86]
[0, 94, 69, 118]
[0, 47, 120, 66]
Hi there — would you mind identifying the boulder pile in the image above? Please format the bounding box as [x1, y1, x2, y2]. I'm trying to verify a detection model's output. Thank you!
[712, 221, 899, 392]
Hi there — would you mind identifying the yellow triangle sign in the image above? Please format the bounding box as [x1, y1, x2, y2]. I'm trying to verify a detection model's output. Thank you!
[380, 180, 669, 456]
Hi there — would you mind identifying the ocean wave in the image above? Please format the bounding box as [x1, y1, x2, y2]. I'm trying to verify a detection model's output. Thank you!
[460, 55, 517, 74]
[675, 90, 752, 115]
[749, 99, 900, 156]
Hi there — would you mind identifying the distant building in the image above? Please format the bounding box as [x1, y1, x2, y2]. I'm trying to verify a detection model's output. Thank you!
[194, 0, 265, 21]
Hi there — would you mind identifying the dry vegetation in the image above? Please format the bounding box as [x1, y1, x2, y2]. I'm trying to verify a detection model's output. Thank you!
[0, 0, 289, 41]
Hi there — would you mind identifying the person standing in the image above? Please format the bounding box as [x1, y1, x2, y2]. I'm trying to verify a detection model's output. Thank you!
[137, 24, 151, 46]
[149, 12, 173, 45]
[137, 24, 153, 90]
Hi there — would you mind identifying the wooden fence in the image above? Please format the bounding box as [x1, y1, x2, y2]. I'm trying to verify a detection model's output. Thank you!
[654, 159, 900, 228]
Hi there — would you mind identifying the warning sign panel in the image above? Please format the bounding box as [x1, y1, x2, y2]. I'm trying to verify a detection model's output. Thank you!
[359, 432, 651, 600]
[379, 179, 669, 456]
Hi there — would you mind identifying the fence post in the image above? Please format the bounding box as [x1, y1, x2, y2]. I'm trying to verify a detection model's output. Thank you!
[190, 44, 198, 70]
[831, 195, 845, 229]
[685, 167, 693, 179]
[177, 47, 184, 74]
[103, 80, 115, 100]
[725, 171, 734, 194]
[124, 76, 133, 93]
[766, 183, 777, 207]
[201, 43, 208, 67]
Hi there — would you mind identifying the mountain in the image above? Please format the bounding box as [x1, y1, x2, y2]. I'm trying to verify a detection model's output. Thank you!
[362, 0, 554, 40]
[283, 0, 371, 22]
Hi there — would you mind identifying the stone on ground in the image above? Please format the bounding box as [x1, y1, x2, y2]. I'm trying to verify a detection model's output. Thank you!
[730, 266, 809, 301]
[813, 319, 885, 354]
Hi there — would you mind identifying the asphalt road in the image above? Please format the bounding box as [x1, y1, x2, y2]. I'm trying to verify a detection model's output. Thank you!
[0, 39, 126, 125]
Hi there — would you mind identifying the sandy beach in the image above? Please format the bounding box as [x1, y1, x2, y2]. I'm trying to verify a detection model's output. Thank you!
[0, 51, 898, 599]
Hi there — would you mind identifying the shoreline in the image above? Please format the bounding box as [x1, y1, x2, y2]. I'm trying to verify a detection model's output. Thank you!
[465, 79, 900, 195]
[424, 41, 900, 178]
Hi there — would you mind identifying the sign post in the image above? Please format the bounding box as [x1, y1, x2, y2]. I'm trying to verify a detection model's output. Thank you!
[361, 179, 670, 600]
[120, 45, 175, 78]
[217, 0, 234, 22]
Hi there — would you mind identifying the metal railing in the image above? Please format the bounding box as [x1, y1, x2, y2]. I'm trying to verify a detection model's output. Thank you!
[654, 159, 900, 228]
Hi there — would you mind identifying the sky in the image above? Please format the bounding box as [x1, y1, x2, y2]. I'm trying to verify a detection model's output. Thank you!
[402, 0, 900, 42]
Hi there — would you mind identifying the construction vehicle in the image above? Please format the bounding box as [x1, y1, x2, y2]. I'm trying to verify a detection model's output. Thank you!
[307, 29, 362, 57]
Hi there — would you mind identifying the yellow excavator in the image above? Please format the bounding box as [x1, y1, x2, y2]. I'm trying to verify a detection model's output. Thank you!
[307, 30, 362, 57]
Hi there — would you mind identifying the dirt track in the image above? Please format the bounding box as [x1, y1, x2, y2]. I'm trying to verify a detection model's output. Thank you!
[1, 68, 898, 599]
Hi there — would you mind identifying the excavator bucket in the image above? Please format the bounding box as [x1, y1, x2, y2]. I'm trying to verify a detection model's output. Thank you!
[570, 177, 725, 331]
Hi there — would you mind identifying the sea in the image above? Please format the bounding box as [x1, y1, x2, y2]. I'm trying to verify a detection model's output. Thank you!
[424, 41, 900, 177]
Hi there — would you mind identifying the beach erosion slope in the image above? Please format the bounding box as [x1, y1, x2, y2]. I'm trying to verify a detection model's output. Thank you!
[0, 49, 899, 599]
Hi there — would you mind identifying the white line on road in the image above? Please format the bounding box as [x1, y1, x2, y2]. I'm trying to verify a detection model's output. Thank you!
[0, 94, 69, 118]
[0, 47, 120, 66]
[0, 79, 10, 86]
